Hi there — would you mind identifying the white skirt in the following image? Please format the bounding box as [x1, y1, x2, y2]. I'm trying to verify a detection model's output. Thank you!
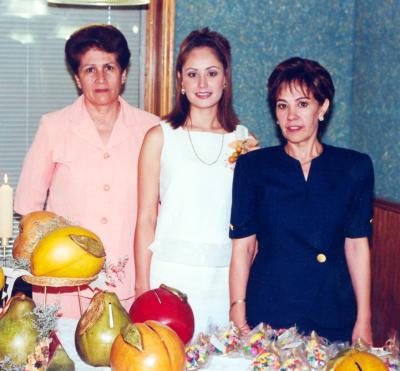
[150, 256, 230, 335]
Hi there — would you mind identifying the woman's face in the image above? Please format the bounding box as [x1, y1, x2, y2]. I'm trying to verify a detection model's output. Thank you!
[275, 83, 329, 145]
[74, 48, 126, 108]
[180, 46, 226, 112]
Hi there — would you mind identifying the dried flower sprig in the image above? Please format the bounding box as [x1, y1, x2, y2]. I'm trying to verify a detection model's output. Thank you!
[9, 258, 30, 270]
[0, 356, 24, 371]
[25, 338, 51, 371]
[103, 256, 129, 287]
[32, 304, 59, 340]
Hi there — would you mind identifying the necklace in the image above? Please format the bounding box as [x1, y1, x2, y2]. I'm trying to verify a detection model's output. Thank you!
[284, 145, 323, 166]
[186, 118, 225, 166]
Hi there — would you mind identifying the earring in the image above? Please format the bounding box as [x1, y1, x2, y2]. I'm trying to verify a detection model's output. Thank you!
[181, 88, 186, 95]
[276, 121, 280, 125]
[319, 116, 324, 122]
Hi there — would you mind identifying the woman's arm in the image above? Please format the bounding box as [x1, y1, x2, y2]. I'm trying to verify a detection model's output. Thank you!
[344, 236, 372, 345]
[229, 234, 257, 335]
[14, 119, 56, 214]
[134, 125, 163, 298]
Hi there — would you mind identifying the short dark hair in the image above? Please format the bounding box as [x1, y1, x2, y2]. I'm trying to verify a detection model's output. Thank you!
[268, 57, 335, 119]
[164, 27, 239, 132]
[65, 24, 131, 74]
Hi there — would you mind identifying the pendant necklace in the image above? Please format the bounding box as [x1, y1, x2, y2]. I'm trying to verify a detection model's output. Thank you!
[186, 117, 225, 166]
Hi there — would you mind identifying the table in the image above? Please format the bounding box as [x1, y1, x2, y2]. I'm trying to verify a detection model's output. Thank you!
[57, 318, 252, 371]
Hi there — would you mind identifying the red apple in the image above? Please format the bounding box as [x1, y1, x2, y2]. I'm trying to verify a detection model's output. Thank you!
[129, 285, 194, 344]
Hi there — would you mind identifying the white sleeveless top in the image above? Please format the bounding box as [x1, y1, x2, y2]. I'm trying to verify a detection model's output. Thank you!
[149, 121, 250, 267]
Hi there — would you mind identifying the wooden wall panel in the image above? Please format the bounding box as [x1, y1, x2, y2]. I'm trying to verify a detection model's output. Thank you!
[144, 0, 175, 117]
[371, 198, 400, 346]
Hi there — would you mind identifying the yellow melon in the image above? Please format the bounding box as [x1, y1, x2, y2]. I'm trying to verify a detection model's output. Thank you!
[0, 266, 4, 291]
[30, 226, 106, 278]
[327, 349, 388, 370]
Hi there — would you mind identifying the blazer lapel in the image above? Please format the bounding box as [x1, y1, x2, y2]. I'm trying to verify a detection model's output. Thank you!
[69, 96, 107, 150]
[106, 98, 136, 149]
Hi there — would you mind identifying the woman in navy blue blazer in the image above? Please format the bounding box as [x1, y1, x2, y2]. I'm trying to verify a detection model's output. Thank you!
[229, 57, 374, 344]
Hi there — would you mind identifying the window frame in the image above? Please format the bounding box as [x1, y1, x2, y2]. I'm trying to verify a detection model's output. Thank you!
[144, 0, 175, 117]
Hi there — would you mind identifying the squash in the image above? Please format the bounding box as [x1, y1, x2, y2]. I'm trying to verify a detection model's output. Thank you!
[110, 320, 185, 371]
[327, 349, 388, 370]
[13, 211, 69, 261]
[30, 226, 105, 278]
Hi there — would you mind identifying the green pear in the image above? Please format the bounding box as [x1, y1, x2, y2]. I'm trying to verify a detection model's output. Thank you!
[47, 332, 75, 371]
[0, 293, 38, 365]
[75, 291, 130, 366]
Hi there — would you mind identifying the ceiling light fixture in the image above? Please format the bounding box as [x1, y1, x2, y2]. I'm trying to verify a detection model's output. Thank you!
[47, 0, 149, 6]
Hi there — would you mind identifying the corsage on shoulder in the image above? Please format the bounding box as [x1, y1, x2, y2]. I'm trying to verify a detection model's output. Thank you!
[226, 138, 259, 168]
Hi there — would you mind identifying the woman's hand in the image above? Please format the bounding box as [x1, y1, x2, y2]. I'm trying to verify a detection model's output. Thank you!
[229, 235, 257, 338]
[345, 237, 372, 346]
[230, 302, 251, 336]
[352, 318, 373, 346]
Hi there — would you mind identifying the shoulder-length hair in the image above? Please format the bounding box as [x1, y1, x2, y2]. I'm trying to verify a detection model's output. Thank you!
[164, 27, 239, 132]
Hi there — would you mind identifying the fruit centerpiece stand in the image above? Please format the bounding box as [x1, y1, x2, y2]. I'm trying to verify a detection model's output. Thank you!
[1, 212, 399, 370]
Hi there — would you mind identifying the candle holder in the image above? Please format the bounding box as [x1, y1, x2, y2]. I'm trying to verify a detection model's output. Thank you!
[1, 237, 9, 261]
[0, 173, 14, 254]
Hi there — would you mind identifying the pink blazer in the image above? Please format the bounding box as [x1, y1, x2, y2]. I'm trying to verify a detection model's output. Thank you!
[15, 95, 159, 317]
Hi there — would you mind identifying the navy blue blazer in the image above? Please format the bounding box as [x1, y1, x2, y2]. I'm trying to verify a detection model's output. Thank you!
[229, 144, 374, 331]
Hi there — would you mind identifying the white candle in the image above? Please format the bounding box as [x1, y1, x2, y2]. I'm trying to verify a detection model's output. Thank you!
[0, 174, 13, 246]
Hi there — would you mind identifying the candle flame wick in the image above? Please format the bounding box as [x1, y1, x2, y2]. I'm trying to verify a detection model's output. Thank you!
[3, 174, 8, 184]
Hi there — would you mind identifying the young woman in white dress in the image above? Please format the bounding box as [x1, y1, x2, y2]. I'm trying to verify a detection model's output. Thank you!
[134, 28, 256, 335]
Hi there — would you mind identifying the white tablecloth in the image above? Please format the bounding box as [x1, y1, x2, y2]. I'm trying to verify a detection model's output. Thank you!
[57, 318, 251, 371]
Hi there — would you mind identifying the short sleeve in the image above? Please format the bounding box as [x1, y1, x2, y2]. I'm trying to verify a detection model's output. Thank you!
[229, 154, 258, 239]
[345, 154, 374, 238]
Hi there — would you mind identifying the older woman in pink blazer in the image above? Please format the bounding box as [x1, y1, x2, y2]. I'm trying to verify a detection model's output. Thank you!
[14, 25, 159, 318]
